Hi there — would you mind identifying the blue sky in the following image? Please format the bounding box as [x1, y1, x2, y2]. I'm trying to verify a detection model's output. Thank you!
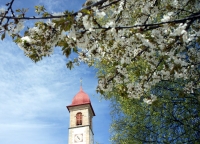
[0, 0, 111, 144]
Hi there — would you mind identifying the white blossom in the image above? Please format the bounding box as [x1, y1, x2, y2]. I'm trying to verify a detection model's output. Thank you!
[21, 36, 33, 44]
[172, 0, 179, 8]
[105, 21, 115, 28]
[0, 7, 5, 14]
[76, 12, 82, 21]
[143, 94, 157, 104]
[96, 11, 106, 18]
[161, 12, 174, 22]
[68, 25, 76, 40]
[2, 0, 199, 101]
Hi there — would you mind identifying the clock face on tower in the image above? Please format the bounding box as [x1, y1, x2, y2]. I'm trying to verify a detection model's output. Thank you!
[74, 134, 83, 143]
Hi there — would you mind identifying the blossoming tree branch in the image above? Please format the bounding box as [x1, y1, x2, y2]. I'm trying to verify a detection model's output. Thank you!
[0, 0, 200, 103]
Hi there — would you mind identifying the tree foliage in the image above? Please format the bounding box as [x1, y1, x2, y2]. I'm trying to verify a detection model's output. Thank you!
[0, 0, 199, 101]
[110, 80, 200, 143]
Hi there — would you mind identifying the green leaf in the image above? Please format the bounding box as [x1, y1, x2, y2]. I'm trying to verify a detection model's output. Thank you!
[63, 48, 71, 58]
[73, 47, 78, 53]
[81, 9, 91, 15]
[16, 9, 21, 12]
[1, 32, 5, 40]
[66, 61, 73, 70]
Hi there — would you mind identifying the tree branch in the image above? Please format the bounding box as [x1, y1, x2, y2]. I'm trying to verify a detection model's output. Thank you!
[0, 0, 121, 20]
[93, 12, 200, 30]
[0, 0, 15, 25]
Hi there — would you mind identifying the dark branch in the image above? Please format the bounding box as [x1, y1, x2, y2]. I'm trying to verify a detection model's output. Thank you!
[0, 0, 121, 20]
[0, 0, 15, 25]
[93, 13, 200, 30]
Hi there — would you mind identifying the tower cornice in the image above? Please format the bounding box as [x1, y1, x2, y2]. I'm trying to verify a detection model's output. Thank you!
[67, 103, 96, 116]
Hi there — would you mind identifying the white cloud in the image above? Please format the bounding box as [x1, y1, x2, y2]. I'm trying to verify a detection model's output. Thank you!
[0, 39, 111, 144]
[38, 0, 86, 12]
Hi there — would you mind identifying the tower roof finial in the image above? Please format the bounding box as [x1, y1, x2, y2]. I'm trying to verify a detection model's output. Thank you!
[80, 78, 83, 91]
[80, 78, 82, 86]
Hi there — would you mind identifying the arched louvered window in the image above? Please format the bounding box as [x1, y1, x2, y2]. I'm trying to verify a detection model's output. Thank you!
[76, 112, 82, 125]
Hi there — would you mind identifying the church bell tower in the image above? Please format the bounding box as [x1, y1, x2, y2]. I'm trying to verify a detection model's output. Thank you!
[67, 86, 95, 144]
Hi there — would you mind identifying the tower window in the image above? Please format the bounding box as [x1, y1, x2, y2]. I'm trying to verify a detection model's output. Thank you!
[76, 112, 82, 125]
